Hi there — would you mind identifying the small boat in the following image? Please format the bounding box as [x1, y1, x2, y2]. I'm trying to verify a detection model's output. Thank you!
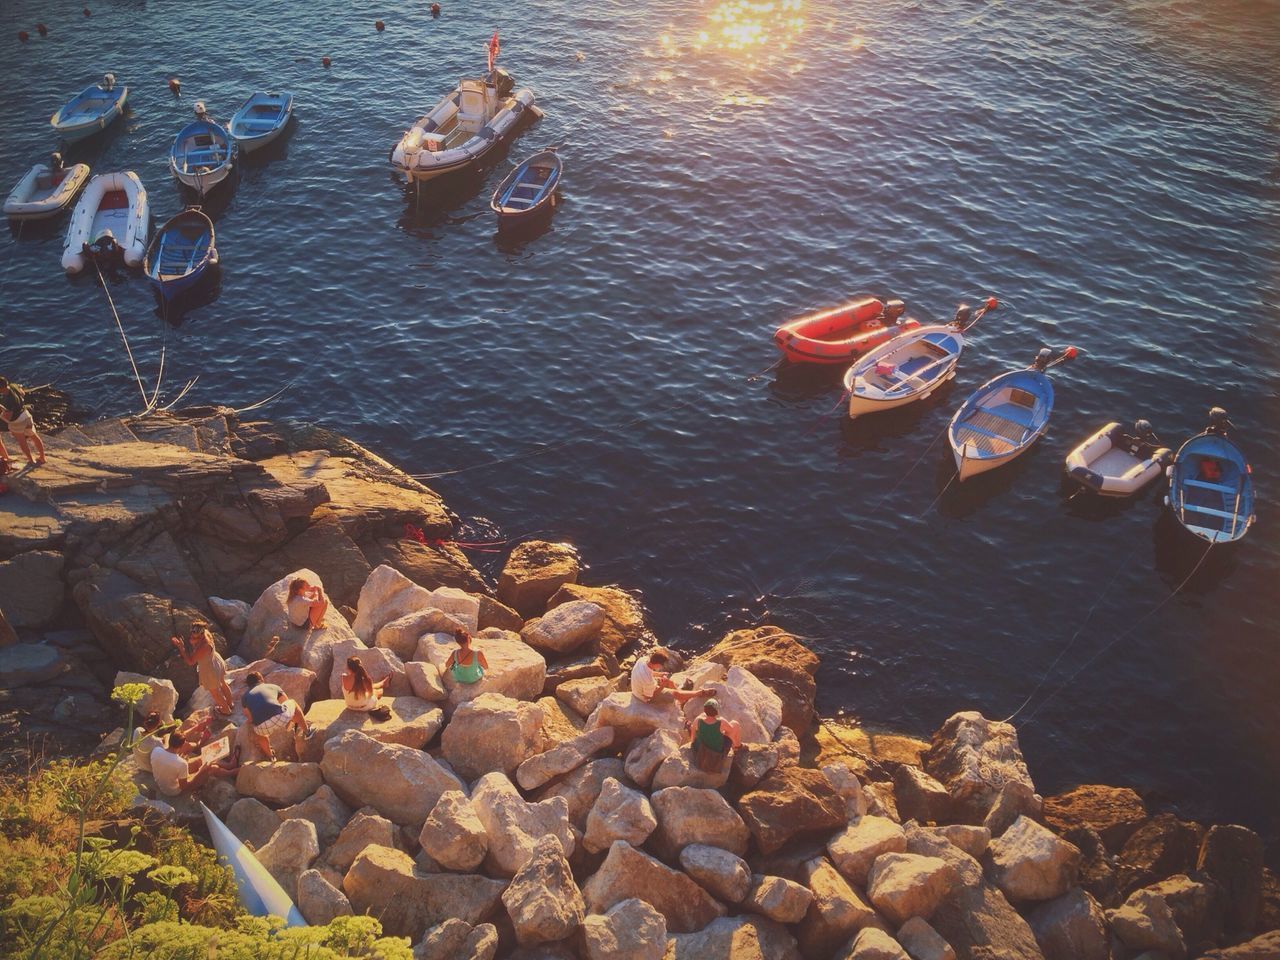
[50, 74, 128, 143]
[229, 91, 294, 153]
[845, 298, 997, 417]
[169, 104, 235, 197]
[948, 347, 1077, 482]
[144, 207, 218, 302]
[200, 803, 306, 926]
[4, 155, 91, 220]
[491, 149, 561, 225]
[1165, 408, 1255, 544]
[1064, 420, 1172, 497]
[390, 47, 536, 183]
[62, 171, 149, 274]
[774, 298, 921, 365]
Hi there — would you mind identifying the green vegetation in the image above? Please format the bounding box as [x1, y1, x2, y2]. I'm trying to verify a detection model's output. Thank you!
[0, 685, 411, 960]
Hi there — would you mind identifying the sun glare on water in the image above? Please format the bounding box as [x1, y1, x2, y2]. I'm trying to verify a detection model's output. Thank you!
[692, 0, 807, 67]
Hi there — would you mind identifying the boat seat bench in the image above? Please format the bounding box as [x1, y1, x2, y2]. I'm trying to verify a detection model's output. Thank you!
[1182, 478, 1237, 494]
[1181, 503, 1240, 521]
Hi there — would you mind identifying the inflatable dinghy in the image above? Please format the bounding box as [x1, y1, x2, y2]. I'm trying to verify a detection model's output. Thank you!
[1065, 421, 1171, 496]
[775, 297, 921, 365]
[1165, 408, 1255, 544]
[62, 171, 149, 274]
[4, 158, 91, 220]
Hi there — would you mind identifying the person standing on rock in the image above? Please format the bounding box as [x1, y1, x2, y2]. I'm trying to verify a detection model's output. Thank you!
[686, 699, 741, 773]
[0, 376, 46, 468]
[286, 577, 329, 630]
[445, 628, 488, 685]
[631, 650, 713, 706]
[341, 656, 391, 721]
[243, 671, 313, 760]
[172, 623, 233, 716]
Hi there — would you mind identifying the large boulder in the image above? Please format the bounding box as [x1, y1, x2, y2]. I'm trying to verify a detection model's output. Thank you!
[1041, 784, 1147, 852]
[987, 815, 1082, 903]
[235, 761, 324, 806]
[497, 540, 580, 617]
[113, 671, 179, 722]
[300, 696, 442, 761]
[1196, 823, 1263, 939]
[319, 730, 465, 828]
[418, 790, 488, 872]
[0, 550, 64, 628]
[413, 918, 499, 960]
[1025, 888, 1110, 960]
[555, 675, 615, 720]
[838, 929, 909, 960]
[521, 600, 605, 655]
[297, 868, 353, 926]
[278, 784, 353, 848]
[679, 844, 752, 903]
[375, 607, 468, 660]
[1145, 873, 1226, 951]
[240, 568, 358, 687]
[650, 786, 750, 859]
[208, 596, 251, 637]
[1200, 931, 1280, 959]
[694, 626, 819, 734]
[739, 765, 849, 856]
[546, 583, 651, 658]
[441, 693, 545, 781]
[796, 857, 879, 960]
[581, 897, 666, 960]
[404, 660, 447, 702]
[501, 835, 585, 946]
[351, 565, 435, 642]
[681, 665, 783, 746]
[586, 692, 684, 746]
[362, 535, 489, 596]
[745, 874, 814, 925]
[1117, 812, 1204, 896]
[894, 918, 955, 960]
[651, 743, 732, 791]
[322, 808, 404, 874]
[624, 729, 683, 790]
[226, 797, 282, 849]
[470, 772, 575, 877]
[342, 844, 505, 940]
[982, 780, 1043, 838]
[0, 643, 66, 688]
[584, 777, 656, 854]
[1105, 887, 1187, 958]
[865, 852, 956, 926]
[535, 758, 626, 829]
[415, 628, 547, 708]
[255, 818, 319, 902]
[582, 840, 726, 934]
[827, 816, 907, 887]
[893, 766, 953, 826]
[922, 712, 1035, 824]
[666, 915, 801, 960]
[325, 640, 410, 700]
[515, 726, 613, 791]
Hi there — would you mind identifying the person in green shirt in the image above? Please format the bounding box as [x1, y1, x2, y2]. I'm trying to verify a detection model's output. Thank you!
[0, 376, 45, 467]
[446, 628, 489, 685]
[687, 699, 741, 774]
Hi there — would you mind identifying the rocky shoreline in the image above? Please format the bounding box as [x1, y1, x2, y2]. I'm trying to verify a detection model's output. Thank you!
[0, 407, 1277, 959]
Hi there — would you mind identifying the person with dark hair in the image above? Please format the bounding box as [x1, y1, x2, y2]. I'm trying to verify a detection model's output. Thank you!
[149, 731, 239, 797]
[686, 698, 741, 773]
[630, 650, 712, 705]
[445, 628, 488, 685]
[286, 577, 328, 629]
[243, 671, 312, 760]
[341, 656, 391, 720]
[0, 376, 45, 468]
[133, 709, 215, 772]
[172, 623, 232, 716]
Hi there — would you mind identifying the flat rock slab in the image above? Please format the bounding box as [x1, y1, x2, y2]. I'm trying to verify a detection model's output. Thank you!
[0, 643, 67, 688]
[300, 696, 443, 761]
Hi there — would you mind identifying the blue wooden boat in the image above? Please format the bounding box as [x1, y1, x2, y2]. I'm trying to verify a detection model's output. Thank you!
[490, 149, 561, 224]
[169, 106, 234, 197]
[229, 91, 294, 153]
[948, 347, 1076, 481]
[144, 207, 218, 302]
[51, 74, 128, 143]
[1166, 409, 1255, 544]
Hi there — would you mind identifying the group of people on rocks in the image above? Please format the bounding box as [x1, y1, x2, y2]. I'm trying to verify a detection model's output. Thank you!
[632, 649, 742, 772]
[0, 376, 46, 472]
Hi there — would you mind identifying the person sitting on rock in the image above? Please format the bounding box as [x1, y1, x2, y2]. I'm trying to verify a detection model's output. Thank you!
[286, 577, 328, 630]
[243, 671, 312, 761]
[341, 655, 391, 721]
[686, 699, 741, 773]
[0, 376, 46, 468]
[630, 650, 712, 706]
[149, 731, 239, 798]
[445, 628, 488, 685]
[131, 709, 213, 772]
[172, 622, 233, 716]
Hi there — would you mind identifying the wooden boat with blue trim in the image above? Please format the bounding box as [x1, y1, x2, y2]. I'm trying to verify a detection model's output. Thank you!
[491, 149, 561, 225]
[229, 91, 293, 153]
[144, 207, 218, 303]
[51, 74, 127, 143]
[1165, 409, 1255, 543]
[169, 105, 235, 197]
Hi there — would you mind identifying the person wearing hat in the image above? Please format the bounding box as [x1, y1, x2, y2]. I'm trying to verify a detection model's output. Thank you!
[687, 698, 741, 774]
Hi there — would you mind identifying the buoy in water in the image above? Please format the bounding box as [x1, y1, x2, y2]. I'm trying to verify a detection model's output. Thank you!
[83, 7, 92, 16]
[168, 77, 181, 96]
[431, 3, 441, 16]
[321, 56, 331, 68]
[375, 20, 384, 31]
[36, 23, 48, 36]
[18, 30, 29, 42]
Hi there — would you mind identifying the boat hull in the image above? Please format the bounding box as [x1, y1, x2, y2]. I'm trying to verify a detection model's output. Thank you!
[1166, 432, 1255, 543]
[229, 92, 293, 153]
[170, 119, 235, 198]
[171, 163, 233, 196]
[62, 171, 149, 274]
[392, 88, 537, 183]
[201, 803, 306, 925]
[491, 149, 561, 225]
[774, 297, 921, 365]
[51, 86, 128, 142]
[845, 325, 964, 418]
[947, 368, 1054, 482]
[145, 208, 218, 303]
[4, 162, 92, 220]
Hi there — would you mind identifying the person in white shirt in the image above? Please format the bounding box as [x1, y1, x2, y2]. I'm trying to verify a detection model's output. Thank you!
[630, 650, 713, 705]
[148, 732, 239, 798]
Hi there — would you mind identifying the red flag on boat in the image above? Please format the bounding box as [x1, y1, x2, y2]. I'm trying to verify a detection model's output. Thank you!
[487, 30, 500, 72]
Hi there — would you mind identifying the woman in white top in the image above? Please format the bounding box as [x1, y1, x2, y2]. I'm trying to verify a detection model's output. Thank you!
[287, 577, 328, 630]
[341, 656, 390, 719]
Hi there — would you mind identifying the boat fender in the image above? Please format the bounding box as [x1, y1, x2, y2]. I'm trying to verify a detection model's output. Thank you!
[102, 72, 115, 90]
[18, 30, 29, 42]
[169, 77, 181, 96]
[37, 23, 48, 36]
[953, 304, 972, 327]
[322, 56, 331, 68]
[431, 3, 441, 15]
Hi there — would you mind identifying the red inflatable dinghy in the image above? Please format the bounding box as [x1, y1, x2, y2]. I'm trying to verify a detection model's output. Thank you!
[773, 297, 921, 365]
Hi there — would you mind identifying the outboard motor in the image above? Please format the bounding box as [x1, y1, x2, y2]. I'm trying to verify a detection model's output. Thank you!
[49, 151, 63, 173]
[194, 100, 209, 120]
[952, 304, 972, 329]
[1134, 419, 1158, 443]
[1032, 347, 1054, 371]
[102, 72, 115, 91]
[86, 229, 120, 260]
[883, 299, 906, 324]
[489, 67, 515, 98]
[1206, 406, 1233, 436]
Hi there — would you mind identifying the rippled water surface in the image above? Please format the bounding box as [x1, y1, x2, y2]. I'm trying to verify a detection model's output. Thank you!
[2, 0, 1278, 846]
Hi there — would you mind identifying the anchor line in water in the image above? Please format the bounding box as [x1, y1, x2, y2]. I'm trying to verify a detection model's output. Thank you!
[94, 260, 150, 409]
[0, 220, 26, 320]
[1022, 538, 1216, 725]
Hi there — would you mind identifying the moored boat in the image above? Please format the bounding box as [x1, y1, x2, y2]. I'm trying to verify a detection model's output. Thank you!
[4, 155, 91, 221]
[169, 104, 235, 197]
[144, 207, 218, 302]
[948, 347, 1077, 482]
[229, 91, 293, 153]
[844, 297, 997, 417]
[1064, 420, 1172, 496]
[61, 171, 149, 274]
[491, 148, 561, 225]
[1165, 408, 1255, 544]
[774, 297, 921, 365]
[50, 74, 127, 142]
[390, 34, 536, 183]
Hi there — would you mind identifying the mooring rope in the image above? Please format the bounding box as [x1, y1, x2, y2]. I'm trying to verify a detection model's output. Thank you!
[94, 260, 150, 408]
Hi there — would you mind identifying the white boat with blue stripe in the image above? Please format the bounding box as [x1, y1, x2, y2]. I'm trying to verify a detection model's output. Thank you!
[50, 74, 127, 143]
[1165, 409, 1256, 544]
[229, 91, 293, 153]
[491, 148, 561, 225]
[169, 104, 235, 197]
